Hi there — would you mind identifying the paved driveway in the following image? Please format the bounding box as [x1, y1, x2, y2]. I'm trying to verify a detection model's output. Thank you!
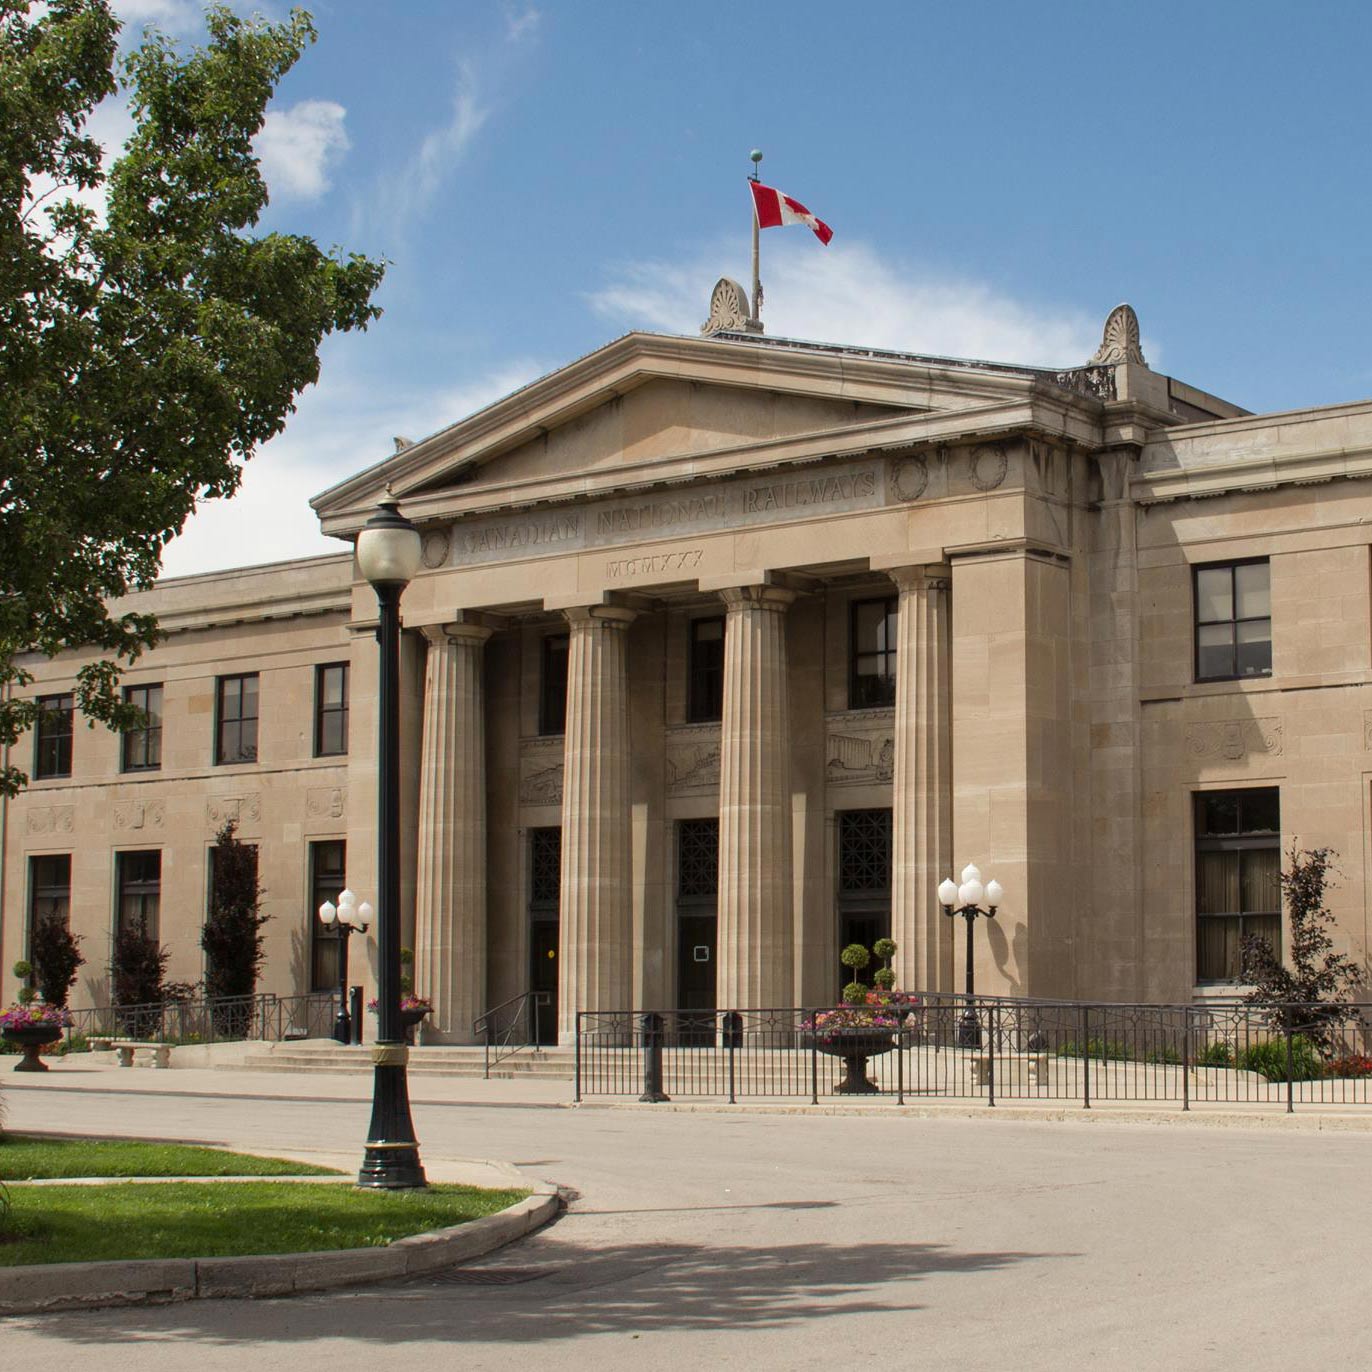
[1, 1069, 1367, 1370]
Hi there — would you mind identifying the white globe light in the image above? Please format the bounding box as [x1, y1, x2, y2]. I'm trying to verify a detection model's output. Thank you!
[318, 900, 337, 926]
[960, 879, 984, 907]
[961, 864, 982, 884]
[337, 888, 357, 913]
[985, 879, 1004, 907]
[356, 901, 374, 931]
[356, 501, 422, 587]
[937, 879, 959, 906]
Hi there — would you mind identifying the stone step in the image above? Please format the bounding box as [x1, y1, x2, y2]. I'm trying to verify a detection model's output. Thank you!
[234, 1059, 572, 1080]
[232, 1048, 574, 1079]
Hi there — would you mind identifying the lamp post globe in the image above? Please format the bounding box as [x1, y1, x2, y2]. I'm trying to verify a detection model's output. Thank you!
[357, 497, 426, 1190]
[938, 863, 1004, 1049]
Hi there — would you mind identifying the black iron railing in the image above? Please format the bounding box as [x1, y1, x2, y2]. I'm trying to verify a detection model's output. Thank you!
[473, 990, 552, 1078]
[575, 995, 1372, 1111]
[63, 991, 336, 1047]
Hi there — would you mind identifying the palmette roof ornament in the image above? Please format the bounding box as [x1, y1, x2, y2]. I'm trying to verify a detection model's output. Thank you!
[701, 277, 762, 336]
[1089, 303, 1147, 366]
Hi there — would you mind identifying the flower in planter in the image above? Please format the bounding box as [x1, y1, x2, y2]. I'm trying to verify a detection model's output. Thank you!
[365, 994, 433, 1015]
[1, 1002, 74, 1031]
[803, 940, 918, 1042]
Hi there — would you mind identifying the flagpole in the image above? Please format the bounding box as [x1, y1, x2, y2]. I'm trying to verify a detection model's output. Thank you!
[749, 148, 763, 323]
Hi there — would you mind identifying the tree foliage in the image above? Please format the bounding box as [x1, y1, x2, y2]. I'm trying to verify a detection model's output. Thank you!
[0, 1, 384, 795]
[110, 919, 167, 1006]
[1241, 845, 1365, 1051]
[29, 915, 84, 1007]
[201, 819, 268, 1000]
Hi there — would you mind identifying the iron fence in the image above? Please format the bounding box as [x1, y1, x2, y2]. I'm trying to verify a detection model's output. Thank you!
[576, 994, 1372, 1111]
[62, 991, 336, 1047]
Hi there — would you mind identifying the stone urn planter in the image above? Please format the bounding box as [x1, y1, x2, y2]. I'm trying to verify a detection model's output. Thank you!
[400, 1005, 431, 1046]
[811, 1029, 897, 1094]
[3, 1023, 64, 1073]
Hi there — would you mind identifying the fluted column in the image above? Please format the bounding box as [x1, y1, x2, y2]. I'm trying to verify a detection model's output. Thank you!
[889, 567, 952, 993]
[558, 604, 637, 1043]
[716, 584, 797, 1010]
[414, 620, 492, 1043]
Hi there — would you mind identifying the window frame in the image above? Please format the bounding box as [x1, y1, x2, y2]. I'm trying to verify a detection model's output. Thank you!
[538, 633, 570, 737]
[687, 616, 725, 724]
[27, 853, 72, 958]
[848, 596, 899, 710]
[1193, 558, 1272, 683]
[121, 683, 164, 773]
[308, 839, 347, 993]
[215, 673, 260, 766]
[33, 692, 74, 780]
[115, 849, 162, 942]
[313, 662, 350, 758]
[1194, 787, 1281, 985]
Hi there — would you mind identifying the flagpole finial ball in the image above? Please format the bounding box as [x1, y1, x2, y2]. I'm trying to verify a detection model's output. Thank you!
[750, 148, 763, 164]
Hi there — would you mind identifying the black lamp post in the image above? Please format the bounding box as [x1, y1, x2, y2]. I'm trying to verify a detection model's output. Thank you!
[318, 888, 371, 1045]
[937, 864, 1004, 1049]
[355, 497, 426, 1189]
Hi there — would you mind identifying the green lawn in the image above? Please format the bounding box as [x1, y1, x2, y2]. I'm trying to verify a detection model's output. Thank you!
[0, 1182, 528, 1266]
[0, 1135, 341, 1180]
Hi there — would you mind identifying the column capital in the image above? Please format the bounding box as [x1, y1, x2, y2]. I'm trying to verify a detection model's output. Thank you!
[883, 564, 951, 594]
[716, 583, 798, 613]
[561, 603, 639, 630]
[420, 619, 495, 649]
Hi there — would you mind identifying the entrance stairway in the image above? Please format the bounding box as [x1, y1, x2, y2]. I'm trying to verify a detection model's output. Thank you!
[230, 1040, 575, 1081]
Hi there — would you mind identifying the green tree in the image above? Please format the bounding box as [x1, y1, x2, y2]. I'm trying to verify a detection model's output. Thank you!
[29, 914, 84, 1007]
[0, 1, 384, 795]
[201, 820, 269, 1003]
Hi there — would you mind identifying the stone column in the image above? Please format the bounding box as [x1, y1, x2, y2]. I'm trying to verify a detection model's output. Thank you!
[558, 604, 637, 1043]
[888, 568, 953, 993]
[716, 584, 797, 1010]
[414, 620, 492, 1043]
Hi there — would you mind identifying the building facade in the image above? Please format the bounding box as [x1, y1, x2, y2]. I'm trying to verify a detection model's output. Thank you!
[3, 302, 1370, 1040]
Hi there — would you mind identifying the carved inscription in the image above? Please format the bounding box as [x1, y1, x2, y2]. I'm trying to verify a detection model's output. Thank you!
[114, 800, 165, 831]
[26, 805, 74, 835]
[741, 468, 876, 515]
[666, 725, 722, 793]
[1184, 718, 1282, 761]
[307, 786, 346, 820]
[458, 513, 583, 560]
[826, 711, 895, 785]
[519, 739, 564, 806]
[607, 548, 703, 580]
[598, 495, 724, 536]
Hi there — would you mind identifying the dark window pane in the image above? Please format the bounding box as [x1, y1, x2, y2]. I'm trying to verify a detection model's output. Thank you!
[1236, 621, 1271, 677]
[117, 850, 161, 941]
[849, 598, 898, 709]
[314, 664, 349, 757]
[1196, 623, 1234, 679]
[1195, 561, 1270, 681]
[540, 635, 569, 736]
[309, 840, 346, 992]
[123, 684, 163, 771]
[677, 818, 720, 900]
[1195, 787, 1280, 982]
[1240, 848, 1280, 914]
[34, 693, 73, 779]
[530, 827, 562, 910]
[1198, 792, 1240, 836]
[838, 808, 893, 894]
[217, 674, 259, 764]
[1196, 850, 1239, 915]
[1197, 916, 1240, 982]
[1240, 790, 1280, 834]
[688, 617, 725, 723]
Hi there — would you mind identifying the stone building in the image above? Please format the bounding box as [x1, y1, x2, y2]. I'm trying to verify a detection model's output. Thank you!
[3, 298, 1369, 1040]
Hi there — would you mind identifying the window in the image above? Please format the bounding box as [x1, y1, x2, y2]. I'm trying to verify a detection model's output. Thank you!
[688, 618, 725, 723]
[116, 850, 161, 940]
[314, 663, 349, 757]
[1195, 560, 1271, 681]
[529, 827, 562, 913]
[677, 818, 720, 903]
[539, 634, 569, 736]
[28, 854, 72, 953]
[309, 841, 346, 993]
[837, 807, 893, 988]
[1195, 788, 1280, 983]
[122, 684, 163, 772]
[34, 692, 73, 779]
[216, 673, 259, 764]
[849, 597, 898, 709]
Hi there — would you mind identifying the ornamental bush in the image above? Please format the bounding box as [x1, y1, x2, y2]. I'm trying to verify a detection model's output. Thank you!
[29, 917, 84, 1009]
[1237, 1035, 1323, 1083]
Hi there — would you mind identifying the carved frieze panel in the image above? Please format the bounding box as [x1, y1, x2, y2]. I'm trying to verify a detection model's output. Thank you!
[519, 738, 564, 806]
[207, 793, 262, 833]
[1184, 718, 1282, 762]
[114, 800, 165, 831]
[26, 805, 74, 835]
[826, 710, 895, 786]
[307, 786, 346, 820]
[968, 444, 1009, 492]
[666, 725, 722, 794]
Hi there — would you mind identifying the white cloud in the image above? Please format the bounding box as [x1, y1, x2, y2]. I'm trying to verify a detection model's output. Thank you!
[159, 358, 547, 578]
[589, 238, 1103, 370]
[504, 4, 541, 42]
[255, 99, 350, 201]
[112, 0, 200, 34]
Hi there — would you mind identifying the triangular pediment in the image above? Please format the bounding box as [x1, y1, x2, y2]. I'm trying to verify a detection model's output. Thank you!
[313, 331, 1074, 536]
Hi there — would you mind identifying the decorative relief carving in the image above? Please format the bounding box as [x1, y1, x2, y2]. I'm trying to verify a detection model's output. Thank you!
[307, 787, 346, 820]
[207, 794, 262, 831]
[420, 529, 450, 569]
[700, 277, 759, 336]
[1088, 303, 1147, 367]
[519, 739, 564, 806]
[1184, 718, 1282, 761]
[666, 725, 722, 793]
[26, 805, 74, 835]
[968, 444, 1009, 492]
[889, 454, 928, 503]
[826, 711, 895, 785]
[114, 800, 165, 831]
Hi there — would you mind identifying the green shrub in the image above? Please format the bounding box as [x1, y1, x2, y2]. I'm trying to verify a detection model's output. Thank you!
[1057, 1039, 1132, 1061]
[1238, 1034, 1323, 1082]
[1195, 1041, 1234, 1068]
[1144, 1045, 1182, 1065]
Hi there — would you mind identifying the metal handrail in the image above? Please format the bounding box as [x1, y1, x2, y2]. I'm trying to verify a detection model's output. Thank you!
[472, 990, 552, 1079]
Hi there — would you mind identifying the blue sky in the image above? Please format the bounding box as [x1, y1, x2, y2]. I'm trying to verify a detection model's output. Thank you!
[102, 1, 1372, 576]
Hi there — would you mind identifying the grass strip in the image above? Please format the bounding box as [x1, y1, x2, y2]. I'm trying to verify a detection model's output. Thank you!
[0, 1181, 527, 1266]
[0, 1136, 341, 1181]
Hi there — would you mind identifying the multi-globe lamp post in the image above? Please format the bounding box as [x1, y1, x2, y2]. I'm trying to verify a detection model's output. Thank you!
[937, 864, 1004, 1049]
[317, 888, 371, 1045]
[354, 497, 426, 1189]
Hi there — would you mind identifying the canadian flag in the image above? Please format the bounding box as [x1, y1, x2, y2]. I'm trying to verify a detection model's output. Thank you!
[749, 180, 834, 245]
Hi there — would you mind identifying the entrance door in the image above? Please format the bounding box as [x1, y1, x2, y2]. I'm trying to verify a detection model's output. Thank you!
[839, 911, 891, 993]
[530, 921, 558, 1045]
[677, 914, 716, 1045]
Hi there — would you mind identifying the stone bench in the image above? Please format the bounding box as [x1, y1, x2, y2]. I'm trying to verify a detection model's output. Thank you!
[87, 1037, 116, 1052]
[112, 1040, 171, 1069]
[971, 1052, 1050, 1087]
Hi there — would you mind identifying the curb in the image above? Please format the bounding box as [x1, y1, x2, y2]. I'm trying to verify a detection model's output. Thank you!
[0, 1179, 560, 1317]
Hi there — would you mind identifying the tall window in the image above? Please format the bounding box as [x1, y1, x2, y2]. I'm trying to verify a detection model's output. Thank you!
[34, 692, 73, 779]
[1195, 789, 1280, 983]
[122, 684, 163, 772]
[688, 618, 725, 723]
[539, 634, 569, 736]
[849, 597, 898, 709]
[28, 854, 72, 953]
[309, 840, 346, 993]
[215, 673, 259, 764]
[837, 807, 893, 987]
[116, 850, 162, 940]
[1195, 560, 1271, 681]
[677, 818, 720, 903]
[529, 826, 562, 913]
[314, 663, 349, 757]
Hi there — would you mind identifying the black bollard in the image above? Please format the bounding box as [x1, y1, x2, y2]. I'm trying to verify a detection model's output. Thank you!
[639, 1011, 670, 1103]
[349, 985, 364, 1045]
